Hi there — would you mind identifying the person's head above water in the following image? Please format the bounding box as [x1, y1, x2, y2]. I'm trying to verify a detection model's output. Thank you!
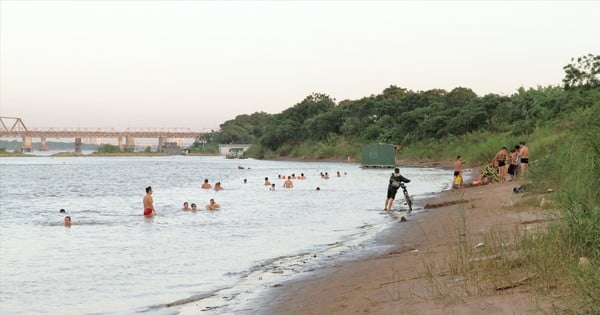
[64, 216, 71, 226]
[59, 209, 66, 213]
[146, 186, 152, 193]
[394, 168, 400, 174]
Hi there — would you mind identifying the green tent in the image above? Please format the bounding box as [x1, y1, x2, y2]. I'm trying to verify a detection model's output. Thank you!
[361, 143, 396, 168]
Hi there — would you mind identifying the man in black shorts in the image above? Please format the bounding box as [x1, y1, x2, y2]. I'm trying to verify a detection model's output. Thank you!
[385, 168, 411, 211]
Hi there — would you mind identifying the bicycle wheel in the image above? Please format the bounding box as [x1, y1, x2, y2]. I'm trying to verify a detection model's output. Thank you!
[404, 190, 413, 211]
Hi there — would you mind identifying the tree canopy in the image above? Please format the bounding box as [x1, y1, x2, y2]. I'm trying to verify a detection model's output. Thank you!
[194, 54, 599, 154]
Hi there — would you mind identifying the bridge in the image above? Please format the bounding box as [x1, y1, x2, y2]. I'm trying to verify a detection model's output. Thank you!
[0, 116, 207, 152]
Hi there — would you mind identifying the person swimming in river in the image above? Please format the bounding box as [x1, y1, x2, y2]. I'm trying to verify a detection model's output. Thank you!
[64, 216, 71, 226]
[201, 179, 211, 189]
[182, 202, 191, 211]
[206, 199, 220, 210]
[143, 186, 156, 216]
[283, 176, 294, 188]
[214, 182, 223, 191]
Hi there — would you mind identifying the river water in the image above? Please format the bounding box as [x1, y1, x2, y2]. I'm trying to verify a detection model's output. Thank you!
[0, 155, 448, 314]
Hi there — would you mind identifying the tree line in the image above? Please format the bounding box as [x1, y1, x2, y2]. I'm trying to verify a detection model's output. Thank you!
[191, 54, 599, 156]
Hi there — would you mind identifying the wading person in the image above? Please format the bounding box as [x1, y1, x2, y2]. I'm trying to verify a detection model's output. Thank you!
[143, 186, 156, 216]
[206, 198, 220, 210]
[201, 179, 211, 189]
[385, 168, 411, 211]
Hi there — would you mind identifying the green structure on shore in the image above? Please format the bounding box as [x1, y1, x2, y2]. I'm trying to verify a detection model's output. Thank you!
[361, 143, 396, 168]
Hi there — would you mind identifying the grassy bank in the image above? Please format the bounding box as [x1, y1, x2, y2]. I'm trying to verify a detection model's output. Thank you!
[444, 103, 600, 313]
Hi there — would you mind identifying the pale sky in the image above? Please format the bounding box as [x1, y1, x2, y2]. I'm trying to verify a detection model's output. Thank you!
[1, 1, 599, 131]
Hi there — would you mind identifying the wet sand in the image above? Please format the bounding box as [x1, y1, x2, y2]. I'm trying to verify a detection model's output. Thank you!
[259, 170, 551, 314]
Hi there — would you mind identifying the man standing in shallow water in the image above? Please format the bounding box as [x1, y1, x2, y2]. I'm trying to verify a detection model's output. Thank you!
[143, 186, 156, 216]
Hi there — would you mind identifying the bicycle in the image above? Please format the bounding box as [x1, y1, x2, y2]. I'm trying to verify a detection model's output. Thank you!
[399, 182, 413, 211]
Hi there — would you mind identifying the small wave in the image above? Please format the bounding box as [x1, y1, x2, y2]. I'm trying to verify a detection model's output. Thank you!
[47, 220, 114, 226]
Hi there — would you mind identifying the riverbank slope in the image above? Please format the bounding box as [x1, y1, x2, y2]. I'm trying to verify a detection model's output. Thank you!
[260, 173, 552, 314]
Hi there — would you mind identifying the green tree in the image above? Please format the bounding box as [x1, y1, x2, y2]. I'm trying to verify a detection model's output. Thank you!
[563, 53, 600, 90]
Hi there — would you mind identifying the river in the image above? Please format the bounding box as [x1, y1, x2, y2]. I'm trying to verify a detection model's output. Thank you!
[0, 155, 448, 314]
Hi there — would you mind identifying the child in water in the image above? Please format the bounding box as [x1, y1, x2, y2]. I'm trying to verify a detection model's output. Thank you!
[453, 171, 463, 190]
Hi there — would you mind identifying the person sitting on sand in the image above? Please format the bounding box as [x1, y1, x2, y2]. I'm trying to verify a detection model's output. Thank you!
[191, 203, 197, 211]
[64, 216, 71, 226]
[182, 202, 190, 211]
[264, 177, 271, 186]
[385, 168, 410, 211]
[214, 182, 223, 191]
[453, 171, 463, 190]
[283, 176, 294, 188]
[206, 199, 220, 210]
[201, 179, 211, 189]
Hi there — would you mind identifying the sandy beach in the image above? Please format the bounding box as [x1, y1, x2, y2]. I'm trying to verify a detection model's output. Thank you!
[260, 170, 552, 314]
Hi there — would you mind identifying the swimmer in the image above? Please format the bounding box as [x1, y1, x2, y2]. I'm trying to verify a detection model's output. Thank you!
[283, 176, 293, 188]
[182, 202, 190, 211]
[243, 178, 247, 184]
[143, 186, 156, 216]
[206, 199, 220, 210]
[264, 177, 271, 186]
[214, 182, 223, 191]
[59, 209, 66, 213]
[191, 203, 198, 211]
[64, 216, 71, 226]
[316, 187, 321, 191]
[270, 183, 276, 191]
[201, 179, 211, 189]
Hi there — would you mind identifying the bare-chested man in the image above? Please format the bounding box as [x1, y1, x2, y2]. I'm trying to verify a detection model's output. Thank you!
[493, 147, 509, 182]
[519, 141, 529, 176]
[201, 179, 212, 189]
[143, 186, 156, 216]
[454, 155, 464, 173]
[283, 176, 294, 188]
[206, 199, 220, 210]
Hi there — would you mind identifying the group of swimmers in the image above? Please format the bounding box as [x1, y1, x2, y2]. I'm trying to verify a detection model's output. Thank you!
[137, 169, 347, 217]
[181, 199, 221, 211]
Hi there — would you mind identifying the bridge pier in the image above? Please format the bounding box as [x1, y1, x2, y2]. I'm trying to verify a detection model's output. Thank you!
[158, 136, 167, 152]
[40, 136, 48, 151]
[21, 136, 33, 152]
[75, 138, 82, 153]
[125, 135, 135, 151]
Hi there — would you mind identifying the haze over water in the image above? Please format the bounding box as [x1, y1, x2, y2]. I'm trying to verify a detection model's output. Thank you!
[0, 156, 448, 314]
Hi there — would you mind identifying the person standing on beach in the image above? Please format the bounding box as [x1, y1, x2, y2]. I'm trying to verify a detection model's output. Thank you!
[143, 186, 156, 216]
[454, 155, 464, 173]
[519, 141, 529, 176]
[493, 147, 509, 182]
[385, 168, 410, 211]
